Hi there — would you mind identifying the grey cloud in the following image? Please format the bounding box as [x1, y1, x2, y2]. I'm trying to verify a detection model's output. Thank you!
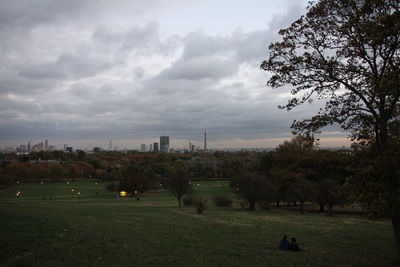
[159, 56, 238, 81]
[19, 52, 113, 80]
[0, 1, 335, 148]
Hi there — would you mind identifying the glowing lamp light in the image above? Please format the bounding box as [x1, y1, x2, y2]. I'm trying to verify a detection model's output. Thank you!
[77, 192, 81, 195]
[236, 187, 239, 191]
[17, 181, 20, 184]
[67, 182, 70, 185]
[134, 190, 138, 194]
[40, 181, 43, 184]
[120, 191, 127, 197]
[71, 189, 74, 192]
[197, 184, 200, 187]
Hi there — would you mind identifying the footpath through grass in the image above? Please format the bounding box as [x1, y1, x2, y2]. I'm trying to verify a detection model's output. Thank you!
[0, 180, 396, 267]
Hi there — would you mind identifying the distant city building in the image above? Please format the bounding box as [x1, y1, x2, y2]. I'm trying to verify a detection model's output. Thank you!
[109, 139, 112, 150]
[38, 142, 44, 151]
[160, 136, 169, 152]
[149, 144, 153, 151]
[45, 139, 48, 150]
[27, 141, 31, 152]
[18, 145, 26, 153]
[93, 147, 102, 152]
[153, 142, 159, 152]
[140, 144, 147, 152]
[64, 144, 68, 152]
[66, 146, 73, 153]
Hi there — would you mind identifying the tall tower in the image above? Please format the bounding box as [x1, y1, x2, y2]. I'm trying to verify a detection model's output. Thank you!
[109, 139, 112, 150]
[45, 139, 48, 150]
[204, 129, 207, 150]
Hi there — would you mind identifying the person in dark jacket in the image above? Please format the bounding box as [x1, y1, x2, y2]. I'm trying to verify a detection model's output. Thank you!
[288, 237, 301, 251]
[279, 235, 289, 250]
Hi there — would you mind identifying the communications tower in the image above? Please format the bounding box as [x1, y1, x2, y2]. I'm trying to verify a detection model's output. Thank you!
[204, 129, 207, 150]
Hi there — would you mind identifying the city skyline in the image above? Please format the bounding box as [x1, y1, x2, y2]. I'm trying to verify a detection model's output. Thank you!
[0, 0, 350, 148]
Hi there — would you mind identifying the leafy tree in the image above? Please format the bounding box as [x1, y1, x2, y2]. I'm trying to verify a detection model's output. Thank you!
[312, 179, 348, 215]
[118, 163, 155, 193]
[231, 172, 275, 210]
[48, 164, 66, 181]
[269, 136, 316, 212]
[261, 0, 400, 255]
[165, 161, 192, 207]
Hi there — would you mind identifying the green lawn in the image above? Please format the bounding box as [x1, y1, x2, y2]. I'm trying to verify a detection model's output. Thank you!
[0, 181, 396, 266]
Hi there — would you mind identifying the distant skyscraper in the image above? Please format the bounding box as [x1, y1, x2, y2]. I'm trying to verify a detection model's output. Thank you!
[149, 144, 153, 151]
[153, 142, 159, 152]
[140, 144, 147, 152]
[160, 136, 169, 152]
[27, 141, 31, 152]
[109, 139, 112, 150]
[45, 139, 48, 150]
[38, 142, 44, 151]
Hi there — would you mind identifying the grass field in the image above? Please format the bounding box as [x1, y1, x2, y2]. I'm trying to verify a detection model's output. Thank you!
[0, 180, 396, 266]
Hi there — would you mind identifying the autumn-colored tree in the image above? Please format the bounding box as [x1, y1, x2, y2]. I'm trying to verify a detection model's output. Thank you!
[262, 0, 400, 256]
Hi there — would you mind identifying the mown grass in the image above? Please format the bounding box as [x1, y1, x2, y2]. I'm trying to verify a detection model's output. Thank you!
[0, 180, 396, 266]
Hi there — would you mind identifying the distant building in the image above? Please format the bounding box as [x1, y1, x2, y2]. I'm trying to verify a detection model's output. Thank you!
[140, 144, 147, 152]
[45, 139, 48, 150]
[66, 146, 73, 153]
[153, 142, 159, 152]
[160, 136, 169, 152]
[93, 147, 102, 152]
[149, 144, 153, 151]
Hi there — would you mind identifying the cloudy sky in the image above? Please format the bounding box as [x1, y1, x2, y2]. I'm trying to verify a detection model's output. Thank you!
[0, 0, 350, 150]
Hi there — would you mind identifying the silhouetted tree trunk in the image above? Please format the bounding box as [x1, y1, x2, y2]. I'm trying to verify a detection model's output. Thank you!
[300, 201, 305, 214]
[319, 203, 325, 213]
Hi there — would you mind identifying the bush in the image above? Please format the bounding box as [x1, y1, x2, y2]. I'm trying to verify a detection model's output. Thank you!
[106, 182, 117, 192]
[212, 193, 233, 207]
[196, 198, 207, 214]
[182, 194, 198, 206]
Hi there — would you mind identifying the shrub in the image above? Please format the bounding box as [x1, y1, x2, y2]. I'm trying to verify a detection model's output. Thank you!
[196, 198, 207, 214]
[212, 193, 233, 207]
[182, 194, 198, 206]
[106, 182, 117, 192]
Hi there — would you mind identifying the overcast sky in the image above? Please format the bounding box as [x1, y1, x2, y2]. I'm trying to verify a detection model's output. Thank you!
[0, 0, 350, 150]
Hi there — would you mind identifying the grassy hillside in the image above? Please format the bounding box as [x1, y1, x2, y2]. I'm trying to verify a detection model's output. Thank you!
[0, 181, 395, 266]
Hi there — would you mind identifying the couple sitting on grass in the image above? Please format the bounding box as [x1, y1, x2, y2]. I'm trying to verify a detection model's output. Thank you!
[279, 235, 301, 251]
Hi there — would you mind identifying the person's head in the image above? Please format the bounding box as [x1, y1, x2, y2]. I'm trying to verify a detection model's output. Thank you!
[291, 237, 297, 243]
[282, 235, 287, 240]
